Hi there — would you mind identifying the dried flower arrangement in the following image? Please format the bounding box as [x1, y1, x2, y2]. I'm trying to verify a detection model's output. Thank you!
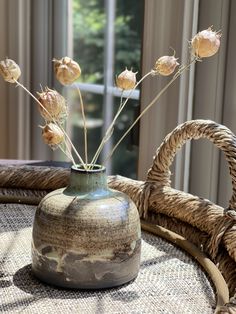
[0, 27, 221, 171]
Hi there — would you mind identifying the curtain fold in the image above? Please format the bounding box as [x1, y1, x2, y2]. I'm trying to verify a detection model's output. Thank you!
[139, 0, 233, 208]
[0, 0, 69, 161]
[0, 0, 31, 159]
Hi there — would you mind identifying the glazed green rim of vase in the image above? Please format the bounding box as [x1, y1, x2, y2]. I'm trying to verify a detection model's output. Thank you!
[71, 164, 106, 173]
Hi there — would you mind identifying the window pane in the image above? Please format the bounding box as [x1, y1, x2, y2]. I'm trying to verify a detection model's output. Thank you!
[73, 0, 105, 84]
[114, 1, 144, 75]
[111, 97, 140, 179]
[69, 90, 104, 163]
[71, 0, 143, 178]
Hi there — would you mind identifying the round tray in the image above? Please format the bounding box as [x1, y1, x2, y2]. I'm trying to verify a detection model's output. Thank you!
[0, 202, 216, 314]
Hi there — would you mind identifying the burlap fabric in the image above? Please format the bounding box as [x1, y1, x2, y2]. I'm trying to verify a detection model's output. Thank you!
[0, 202, 216, 314]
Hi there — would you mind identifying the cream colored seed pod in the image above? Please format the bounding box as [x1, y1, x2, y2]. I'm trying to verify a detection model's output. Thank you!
[191, 28, 221, 58]
[0, 58, 21, 83]
[42, 123, 64, 147]
[116, 68, 137, 90]
[154, 56, 179, 76]
[53, 57, 81, 85]
[37, 87, 67, 123]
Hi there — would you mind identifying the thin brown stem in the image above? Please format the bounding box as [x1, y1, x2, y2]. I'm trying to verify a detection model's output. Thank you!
[14, 80, 86, 168]
[59, 143, 76, 166]
[104, 58, 197, 163]
[75, 85, 88, 166]
[118, 90, 124, 111]
[90, 71, 152, 167]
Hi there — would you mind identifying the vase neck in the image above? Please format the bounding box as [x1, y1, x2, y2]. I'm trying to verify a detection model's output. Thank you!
[68, 165, 108, 193]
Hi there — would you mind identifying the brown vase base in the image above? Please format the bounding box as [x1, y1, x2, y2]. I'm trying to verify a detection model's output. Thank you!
[31, 243, 141, 289]
[32, 267, 139, 290]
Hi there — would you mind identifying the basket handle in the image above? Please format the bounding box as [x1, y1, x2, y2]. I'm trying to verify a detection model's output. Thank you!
[146, 119, 236, 210]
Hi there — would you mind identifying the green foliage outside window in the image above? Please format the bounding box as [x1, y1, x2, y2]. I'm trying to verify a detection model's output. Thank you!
[72, 0, 144, 178]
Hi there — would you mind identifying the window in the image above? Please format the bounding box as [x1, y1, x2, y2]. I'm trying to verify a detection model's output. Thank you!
[68, 0, 144, 178]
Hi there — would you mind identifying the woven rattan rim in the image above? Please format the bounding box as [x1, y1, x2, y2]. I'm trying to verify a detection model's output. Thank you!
[141, 222, 232, 314]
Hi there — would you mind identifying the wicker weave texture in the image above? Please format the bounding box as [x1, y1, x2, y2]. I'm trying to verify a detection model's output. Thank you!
[108, 120, 236, 298]
[0, 204, 216, 314]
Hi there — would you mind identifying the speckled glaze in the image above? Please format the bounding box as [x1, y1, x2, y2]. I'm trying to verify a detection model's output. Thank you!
[31, 165, 141, 289]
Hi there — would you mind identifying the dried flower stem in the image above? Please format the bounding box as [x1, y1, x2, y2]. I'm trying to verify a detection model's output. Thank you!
[59, 143, 76, 165]
[90, 71, 152, 168]
[104, 57, 197, 163]
[118, 91, 124, 111]
[14, 79, 86, 168]
[75, 85, 88, 166]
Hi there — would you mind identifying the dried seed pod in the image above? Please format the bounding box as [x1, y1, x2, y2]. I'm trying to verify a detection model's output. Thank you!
[42, 123, 64, 148]
[37, 87, 68, 123]
[191, 27, 221, 58]
[153, 56, 179, 76]
[116, 68, 137, 90]
[0, 58, 21, 83]
[53, 57, 81, 85]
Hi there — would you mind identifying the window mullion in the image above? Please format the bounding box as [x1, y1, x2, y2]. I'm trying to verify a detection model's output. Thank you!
[174, 0, 199, 192]
[101, 0, 116, 174]
[72, 82, 140, 99]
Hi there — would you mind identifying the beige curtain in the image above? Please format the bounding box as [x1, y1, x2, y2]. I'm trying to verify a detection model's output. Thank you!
[139, 0, 233, 208]
[0, 0, 68, 161]
[0, 0, 31, 159]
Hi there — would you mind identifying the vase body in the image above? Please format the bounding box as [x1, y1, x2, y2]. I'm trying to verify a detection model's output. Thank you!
[31, 165, 141, 289]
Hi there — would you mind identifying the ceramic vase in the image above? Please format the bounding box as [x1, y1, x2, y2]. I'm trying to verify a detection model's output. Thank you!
[31, 164, 141, 289]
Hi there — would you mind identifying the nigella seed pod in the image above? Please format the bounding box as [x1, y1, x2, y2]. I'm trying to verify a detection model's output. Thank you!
[0, 58, 21, 83]
[153, 56, 179, 76]
[37, 87, 68, 123]
[116, 68, 137, 90]
[191, 27, 221, 58]
[42, 123, 64, 147]
[53, 56, 81, 85]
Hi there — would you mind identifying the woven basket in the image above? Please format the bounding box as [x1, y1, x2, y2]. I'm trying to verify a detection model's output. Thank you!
[110, 120, 236, 293]
[1, 119, 236, 313]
